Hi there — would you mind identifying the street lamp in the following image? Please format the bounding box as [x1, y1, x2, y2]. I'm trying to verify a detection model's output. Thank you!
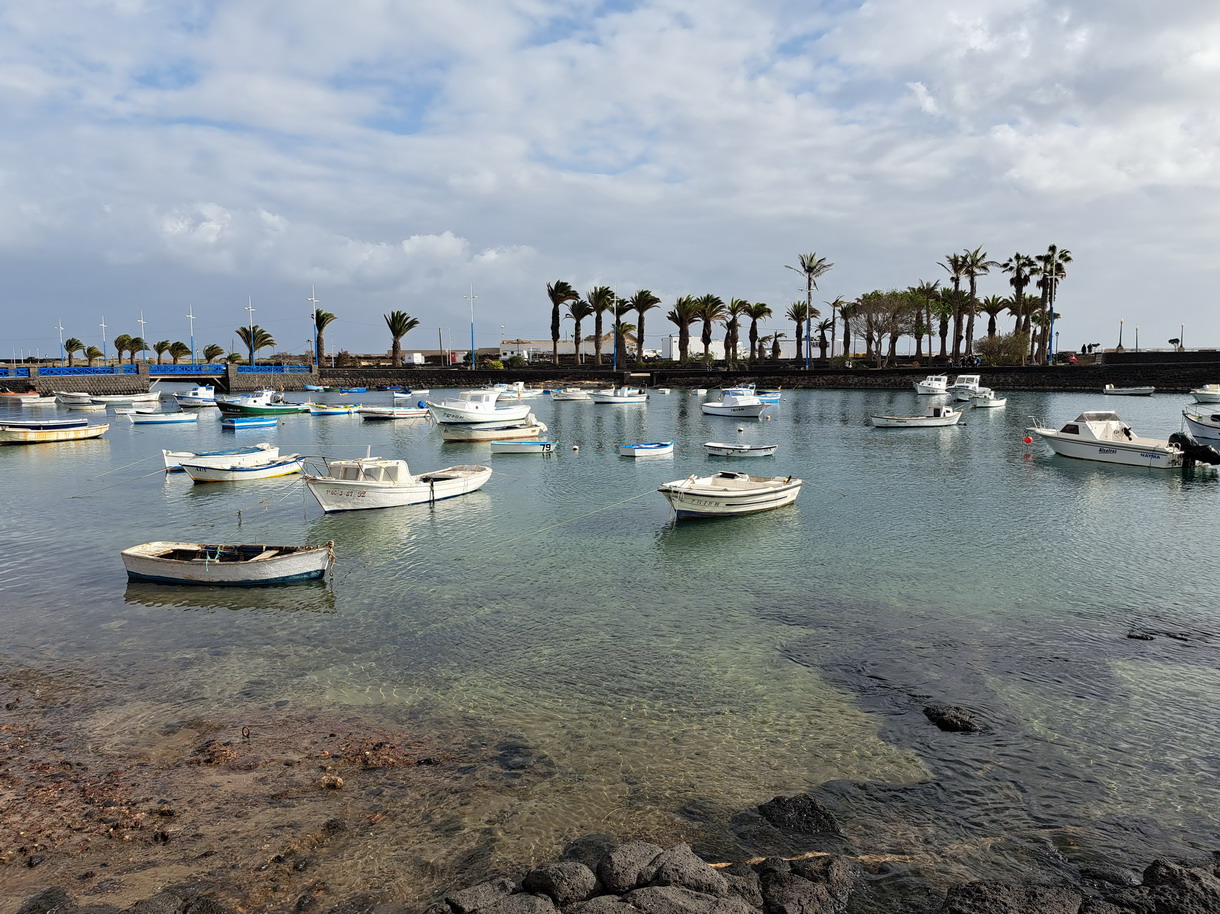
[1135, 325, 1139, 352]
[1180, 323, 1185, 351]
[55, 320, 65, 366]
[1117, 318, 1124, 349]
[465, 284, 477, 369]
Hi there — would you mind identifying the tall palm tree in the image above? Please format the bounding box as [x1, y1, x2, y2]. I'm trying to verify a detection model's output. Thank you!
[814, 318, 834, 359]
[236, 324, 276, 366]
[784, 252, 833, 362]
[169, 341, 192, 364]
[824, 295, 847, 359]
[838, 300, 858, 359]
[64, 337, 84, 367]
[746, 302, 772, 363]
[722, 299, 750, 367]
[666, 295, 700, 362]
[202, 343, 225, 362]
[612, 299, 633, 363]
[84, 345, 103, 366]
[565, 298, 593, 364]
[128, 337, 148, 364]
[978, 296, 1009, 338]
[1033, 244, 1072, 364]
[113, 334, 133, 365]
[314, 309, 337, 368]
[939, 252, 966, 360]
[769, 332, 785, 360]
[585, 286, 615, 365]
[908, 281, 940, 359]
[547, 281, 578, 365]
[384, 310, 421, 365]
[961, 246, 1000, 355]
[695, 294, 726, 360]
[152, 340, 172, 363]
[1001, 252, 1036, 334]
[628, 290, 661, 363]
[785, 302, 811, 363]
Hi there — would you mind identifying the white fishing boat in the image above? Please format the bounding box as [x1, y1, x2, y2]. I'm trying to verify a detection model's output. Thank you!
[163, 442, 279, 472]
[618, 441, 674, 457]
[359, 405, 429, 420]
[426, 390, 533, 424]
[180, 453, 304, 482]
[590, 387, 648, 404]
[490, 439, 557, 455]
[304, 455, 492, 512]
[493, 381, 543, 400]
[971, 391, 1007, 409]
[217, 389, 310, 416]
[90, 392, 161, 407]
[955, 386, 994, 402]
[701, 388, 769, 418]
[129, 410, 199, 425]
[704, 441, 778, 457]
[309, 403, 362, 416]
[53, 391, 94, 406]
[392, 389, 429, 399]
[221, 416, 279, 429]
[175, 384, 217, 407]
[1181, 408, 1220, 443]
[0, 422, 109, 444]
[946, 374, 983, 397]
[913, 375, 949, 394]
[1189, 384, 1220, 404]
[440, 414, 549, 442]
[18, 395, 59, 407]
[1103, 384, 1155, 396]
[67, 402, 108, 412]
[0, 416, 89, 430]
[121, 541, 334, 585]
[658, 471, 803, 519]
[869, 404, 962, 428]
[549, 388, 591, 401]
[1027, 411, 1200, 468]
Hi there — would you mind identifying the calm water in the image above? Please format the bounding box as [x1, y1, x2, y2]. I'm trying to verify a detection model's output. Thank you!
[3, 385, 1219, 890]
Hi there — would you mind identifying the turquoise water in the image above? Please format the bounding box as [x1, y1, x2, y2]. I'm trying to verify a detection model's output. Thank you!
[2, 385, 1219, 888]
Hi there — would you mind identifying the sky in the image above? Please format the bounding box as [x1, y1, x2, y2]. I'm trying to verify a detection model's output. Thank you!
[3, 0, 1219, 361]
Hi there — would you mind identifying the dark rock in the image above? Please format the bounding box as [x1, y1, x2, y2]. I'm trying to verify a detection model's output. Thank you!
[447, 878, 518, 914]
[325, 894, 412, 914]
[1099, 858, 1220, 913]
[482, 896, 557, 914]
[322, 818, 348, 836]
[566, 898, 638, 914]
[597, 842, 664, 894]
[757, 795, 841, 835]
[561, 835, 618, 871]
[1126, 630, 1155, 641]
[649, 846, 729, 897]
[75, 906, 122, 914]
[521, 861, 597, 906]
[26, 854, 46, 867]
[788, 855, 856, 902]
[758, 869, 845, 914]
[126, 889, 190, 914]
[625, 886, 754, 914]
[180, 897, 234, 914]
[922, 705, 987, 733]
[719, 865, 762, 909]
[19, 888, 74, 914]
[938, 881, 1082, 914]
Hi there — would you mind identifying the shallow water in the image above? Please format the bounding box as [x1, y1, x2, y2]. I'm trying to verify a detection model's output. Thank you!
[3, 384, 1219, 893]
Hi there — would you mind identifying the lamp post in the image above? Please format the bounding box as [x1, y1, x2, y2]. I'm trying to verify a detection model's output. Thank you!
[100, 315, 107, 363]
[1117, 318, 1124, 349]
[187, 306, 196, 364]
[137, 311, 147, 362]
[307, 287, 319, 370]
[1135, 325, 1139, 352]
[465, 284, 477, 369]
[1180, 323, 1185, 351]
[55, 320, 64, 366]
[244, 297, 255, 366]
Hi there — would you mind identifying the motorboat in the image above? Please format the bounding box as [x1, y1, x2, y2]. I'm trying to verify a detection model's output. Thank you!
[549, 388, 591, 401]
[701, 388, 769, 418]
[493, 381, 543, 400]
[129, 410, 199, 425]
[359, 406, 429, 420]
[90, 392, 161, 407]
[704, 441, 778, 457]
[970, 391, 1007, 409]
[440, 414, 548, 441]
[426, 390, 533, 424]
[0, 422, 109, 444]
[1189, 384, 1220, 404]
[618, 441, 674, 458]
[490, 440, 557, 455]
[955, 386, 994, 402]
[180, 454, 304, 482]
[392, 389, 429, 398]
[946, 374, 983, 397]
[163, 442, 279, 472]
[0, 390, 39, 400]
[869, 404, 962, 428]
[1103, 384, 1155, 396]
[590, 387, 648, 404]
[913, 375, 950, 395]
[1026, 411, 1218, 468]
[217, 389, 309, 416]
[304, 455, 491, 512]
[309, 403, 362, 415]
[121, 541, 333, 586]
[1182, 408, 1220, 442]
[175, 385, 217, 407]
[53, 391, 94, 406]
[18, 395, 59, 407]
[222, 416, 279, 429]
[652, 388, 672, 395]
[658, 471, 803, 519]
[338, 387, 367, 393]
[303, 383, 325, 391]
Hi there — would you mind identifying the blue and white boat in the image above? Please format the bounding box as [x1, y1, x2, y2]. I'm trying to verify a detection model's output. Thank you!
[221, 416, 279, 429]
[175, 384, 217, 407]
[0, 416, 89, 430]
[129, 411, 198, 425]
[303, 383, 324, 391]
[121, 541, 334, 585]
[490, 439, 557, 455]
[180, 453, 304, 482]
[618, 441, 674, 457]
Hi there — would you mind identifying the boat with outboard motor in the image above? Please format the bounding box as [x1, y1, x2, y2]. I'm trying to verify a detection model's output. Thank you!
[1027, 410, 1220, 469]
[121, 541, 334, 585]
[701, 388, 769, 418]
[869, 404, 962, 428]
[913, 375, 949, 395]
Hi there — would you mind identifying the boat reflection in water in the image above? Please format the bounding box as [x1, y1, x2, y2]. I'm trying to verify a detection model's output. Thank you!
[123, 579, 337, 614]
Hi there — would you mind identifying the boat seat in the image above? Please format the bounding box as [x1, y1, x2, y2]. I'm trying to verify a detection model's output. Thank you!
[249, 549, 280, 561]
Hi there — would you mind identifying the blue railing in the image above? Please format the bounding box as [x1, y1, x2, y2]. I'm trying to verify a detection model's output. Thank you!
[0, 367, 31, 378]
[148, 363, 227, 375]
[38, 365, 138, 376]
[236, 365, 311, 373]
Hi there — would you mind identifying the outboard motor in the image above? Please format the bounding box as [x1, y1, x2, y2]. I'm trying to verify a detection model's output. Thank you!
[1169, 432, 1220, 467]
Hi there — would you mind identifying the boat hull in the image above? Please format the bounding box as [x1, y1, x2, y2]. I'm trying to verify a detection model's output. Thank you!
[619, 441, 674, 457]
[359, 407, 429, 419]
[121, 541, 333, 585]
[181, 455, 304, 482]
[701, 403, 768, 417]
[1031, 430, 1183, 468]
[129, 413, 198, 424]
[305, 464, 492, 512]
[703, 442, 778, 456]
[427, 401, 533, 424]
[0, 423, 109, 444]
[163, 443, 278, 472]
[659, 473, 802, 518]
[1183, 410, 1220, 442]
[869, 413, 961, 427]
[217, 402, 305, 415]
[491, 440, 557, 454]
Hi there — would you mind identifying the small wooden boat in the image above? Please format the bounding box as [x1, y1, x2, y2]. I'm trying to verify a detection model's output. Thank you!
[67, 403, 108, 412]
[1103, 384, 1155, 396]
[338, 387, 367, 393]
[440, 413, 548, 441]
[53, 391, 93, 406]
[0, 416, 89, 430]
[304, 456, 491, 512]
[222, 416, 279, 429]
[618, 441, 674, 457]
[869, 405, 962, 428]
[303, 383, 325, 391]
[549, 388, 591, 401]
[18, 395, 59, 407]
[163, 442, 279, 472]
[129, 411, 199, 424]
[121, 541, 334, 585]
[309, 403, 361, 415]
[427, 390, 533, 424]
[971, 392, 1007, 409]
[702, 388, 769, 417]
[658, 471, 802, 519]
[180, 453, 304, 482]
[493, 381, 543, 400]
[392, 389, 429, 398]
[0, 422, 109, 444]
[490, 440, 557, 454]
[0, 390, 39, 400]
[90, 392, 161, 407]
[590, 387, 648, 405]
[704, 441, 778, 457]
[358, 406, 429, 420]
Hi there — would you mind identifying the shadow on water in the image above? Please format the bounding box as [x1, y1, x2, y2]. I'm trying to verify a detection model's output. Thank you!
[123, 578, 337, 613]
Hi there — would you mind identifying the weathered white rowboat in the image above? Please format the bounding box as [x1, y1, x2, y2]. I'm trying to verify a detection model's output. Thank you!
[703, 441, 778, 457]
[490, 440, 557, 455]
[304, 456, 492, 512]
[162, 442, 279, 472]
[180, 454, 304, 482]
[129, 411, 199, 424]
[618, 441, 674, 457]
[121, 541, 334, 585]
[658, 471, 803, 519]
[0, 422, 109, 444]
[869, 405, 962, 428]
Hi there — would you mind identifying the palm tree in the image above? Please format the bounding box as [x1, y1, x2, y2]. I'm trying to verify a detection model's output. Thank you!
[722, 299, 750, 367]
[769, 332, 785, 360]
[152, 340, 172, 364]
[64, 337, 83, 367]
[824, 295, 847, 359]
[384, 310, 421, 366]
[236, 324, 276, 366]
[908, 281, 940, 359]
[84, 345, 103, 366]
[612, 299, 634, 363]
[961, 246, 1000, 355]
[979, 295, 1009, 338]
[746, 302, 772, 363]
[785, 302, 811, 363]
[939, 252, 966, 360]
[814, 318, 834, 359]
[666, 295, 700, 362]
[696, 294, 726, 360]
[224, 352, 244, 364]
[169, 341, 192, 364]
[938, 291, 970, 359]
[565, 298, 594, 364]
[547, 281, 578, 365]
[838, 300, 858, 358]
[314, 310, 336, 368]
[585, 286, 615, 365]
[626, 289, 661, 363]
[1001, 252, 1036, 334]
[784, 252, 833, 362]
[202, 343, 225, 362]
[113, 334, 133, 365]
[128, 337, 148, 364]
[1033, 245, 1072, 364]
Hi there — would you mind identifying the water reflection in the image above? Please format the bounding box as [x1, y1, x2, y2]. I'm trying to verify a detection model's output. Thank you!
[123, 578, 337, 613]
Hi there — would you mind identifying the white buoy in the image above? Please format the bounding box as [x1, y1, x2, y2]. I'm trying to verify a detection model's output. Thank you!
[737, 426, 745, 433]
[572, 444, 580, 451]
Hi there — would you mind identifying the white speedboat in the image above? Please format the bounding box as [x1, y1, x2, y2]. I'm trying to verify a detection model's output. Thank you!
[704, 441, 778, 457]
[913, 374, 949, 395]
[658, 471, 802, 519]
[701, 388, 769, 418]
[971, 391, 1007, 409]
[618, 441, 674, 457]
[129, 410, 198, 425]
[304, 456, 491, 512]
[590, 387, 648, 404]
[549, 388, 591, 401]
[1182, 408, 1220, 442]
[1189, 384, 1220, 404]
[0, 422, 108, 444]
[121, 541, 333, 586]
[493, 381, 543, 400]
[869, 404, 961, 428]
[1103, 384, 1155, 396]
[392, 389, 429, 399]
[490, 440, 557, 455]
[162, 443, 279, 472]
[955, 386, 994, 402]
[359, 406, 429, 420]
[1027, 411, 1185, 468]
[175, 385, 217, 407]
[946, 374, 983, 397]
[180, 453, 304, 482]
[427, 390, 533, 424]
